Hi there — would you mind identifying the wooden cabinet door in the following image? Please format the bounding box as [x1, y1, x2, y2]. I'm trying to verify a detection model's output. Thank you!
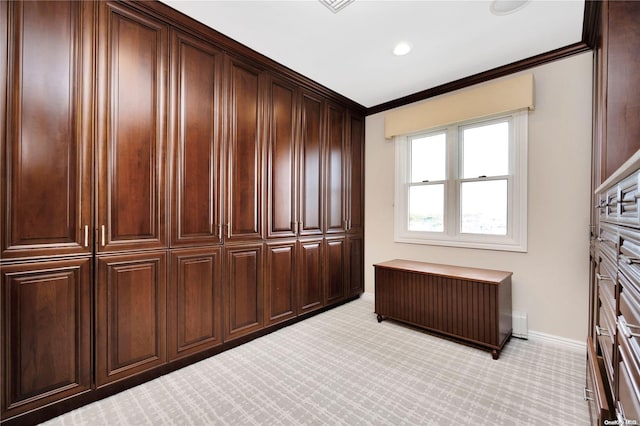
[224, 243, 264, 340]
[603, 1, 640, 179]
[325, 103, 346, 234]
[96, 251, 167, 386]
[168, 247, 222, 361]
[1, 258, 91, 418]
[169, 30, 223, 247]
[347, 234, 364, 297]
[298, 237, 324, 314]
[298, 91, 324, 236]
[226, 58, 264, 242]
[347, 113, 365, 234]
[96, 1, 168, 253]
[325, 236, 346, 304]
[266, 76, 298, 239]
[265, 240, 297, 325]
[1, 1, 93, 259]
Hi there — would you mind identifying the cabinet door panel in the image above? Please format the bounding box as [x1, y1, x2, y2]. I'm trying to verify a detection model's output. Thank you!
[96, 251, 167, 386]
[347, 234, 364, 296]
[2, 1, 93, 259]
[97, 2, 167, 252]
[266, 77, 297, 239]
[325, 103, 346, 234]
[224, 244, 263, 339]
[325, 237, 346, 304]
[265, 241, 296, 325]
[227, 59, 263, 241]
[1, 258, 91, 418]
[298, 238, 323, 313]
[170, 31, 223, 247]
[168, 247, 222, 360]
[348, 114, 365, 234]
[299, 92, 324, 236]
[604, 1, 640, 179]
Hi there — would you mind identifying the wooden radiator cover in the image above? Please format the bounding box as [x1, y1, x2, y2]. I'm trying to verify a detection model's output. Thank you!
[374, 259, 513, 359]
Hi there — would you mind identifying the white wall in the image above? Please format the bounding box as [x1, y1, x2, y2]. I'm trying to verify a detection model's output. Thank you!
[364, 52, 593, 342]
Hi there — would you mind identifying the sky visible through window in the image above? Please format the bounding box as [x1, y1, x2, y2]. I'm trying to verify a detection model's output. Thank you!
[409, 121, 509, 234]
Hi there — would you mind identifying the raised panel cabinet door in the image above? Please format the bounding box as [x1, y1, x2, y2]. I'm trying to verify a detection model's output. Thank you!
[265, 240, 297, 325]
[298, 238, 324, 314]
[170, 30, 223, 247]
[1, 1, 94, 259]
[224, 243, 264, 340]
[298, 91, 324, 236]
[347, 234, 364, 297]
[266, 76, 298, 239]
[347, 113, 365, 234]
[226, 58, 264, 242]
[325, 236, 346, 304]
[96, 251, 167, 387]
[168, 247, 222, 361]
[96, 2, 168, 253]
[325, 103, 346, 234]
[1, 257, 91, 419]
[604, 1, 640, 179]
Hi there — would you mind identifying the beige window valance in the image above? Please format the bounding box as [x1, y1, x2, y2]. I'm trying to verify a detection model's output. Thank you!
[384, 73, 534, 139]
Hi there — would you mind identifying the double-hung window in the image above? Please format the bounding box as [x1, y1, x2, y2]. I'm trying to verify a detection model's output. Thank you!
[394, 110, 527, 252]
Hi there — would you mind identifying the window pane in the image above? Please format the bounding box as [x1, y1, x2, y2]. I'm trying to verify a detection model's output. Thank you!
[462, 121, 509, 179]
[409, 184, 443, 232]
[411, 133, 446, 183]
[460, 180, 507, 235]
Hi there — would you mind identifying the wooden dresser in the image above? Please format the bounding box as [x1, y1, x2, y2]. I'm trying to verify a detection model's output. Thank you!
[374, 259, 512, 359]
[590, 154, 640, 425]
[587, 1, 640, 425]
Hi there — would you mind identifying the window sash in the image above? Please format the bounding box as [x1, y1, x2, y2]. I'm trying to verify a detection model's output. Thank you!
[394, 110, 527, 252]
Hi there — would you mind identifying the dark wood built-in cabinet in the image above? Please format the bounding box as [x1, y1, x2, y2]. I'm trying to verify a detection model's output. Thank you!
[587, 1, 640, 425]
[0, 0, 365, 423]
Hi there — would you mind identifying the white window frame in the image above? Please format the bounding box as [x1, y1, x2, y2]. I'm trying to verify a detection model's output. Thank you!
[394, 110, 528, 252]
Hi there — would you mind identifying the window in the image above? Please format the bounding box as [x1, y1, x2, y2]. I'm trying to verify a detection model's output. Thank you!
[394, 110, 527, 252]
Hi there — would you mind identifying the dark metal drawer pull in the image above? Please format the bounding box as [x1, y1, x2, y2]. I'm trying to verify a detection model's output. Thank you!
[596, 325, 610, 337]
[583, 387, 593, 401]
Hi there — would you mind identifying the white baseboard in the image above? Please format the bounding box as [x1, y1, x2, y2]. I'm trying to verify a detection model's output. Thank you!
[360, 292, 375, 302]
[526, 330, 586, 352]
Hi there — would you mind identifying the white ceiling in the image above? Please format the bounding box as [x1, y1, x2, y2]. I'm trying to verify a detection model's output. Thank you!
[161, 0, 585, 109]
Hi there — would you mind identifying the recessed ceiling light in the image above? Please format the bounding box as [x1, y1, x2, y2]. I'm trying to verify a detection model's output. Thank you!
[393, 42, 412, 56]
[318, 0, 355, 14]
[490, 0, 530, 15]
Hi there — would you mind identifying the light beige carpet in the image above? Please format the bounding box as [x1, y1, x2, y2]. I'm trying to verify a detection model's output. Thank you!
[43, 297, 589, 425]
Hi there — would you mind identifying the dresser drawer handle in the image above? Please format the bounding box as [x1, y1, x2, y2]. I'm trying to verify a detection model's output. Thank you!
[619, 194, 640, 204]
[583, 387, 593, 401]
[596, 325, 610, 337]
[596, 273, 612, 281]
[618, 316, 640, 338]
[620, 254, 640, 264]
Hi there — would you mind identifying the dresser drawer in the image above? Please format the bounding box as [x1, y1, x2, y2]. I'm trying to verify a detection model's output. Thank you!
[598, 300, 617, 381]
[598, 223, 619, 265]
[586, 336, 612, 425]
[599, 186, 619, 223]
[620, 227, 640, 291]
[620, 275, 640, 346]
[617, 328, 640, 425]
[598, 253, 617, 305]
[618, 171, 640, 227]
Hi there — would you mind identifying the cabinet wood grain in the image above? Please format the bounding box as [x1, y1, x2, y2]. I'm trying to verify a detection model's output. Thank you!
[96, 251, 167, 386]
[168, 247, 222, 360]
[96, 1, 168, 252]
[1, 1, 93, 259]
[1, 258, 92, 418]
[169, 30, 223, 247]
